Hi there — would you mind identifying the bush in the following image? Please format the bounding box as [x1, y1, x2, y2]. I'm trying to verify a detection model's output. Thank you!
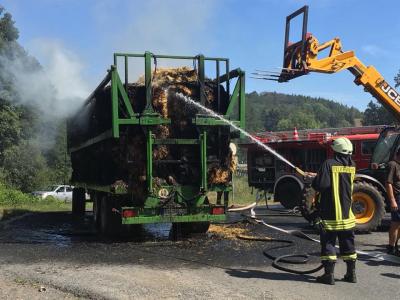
[0, 182, 37, 206]
[2, 141, 49, 192]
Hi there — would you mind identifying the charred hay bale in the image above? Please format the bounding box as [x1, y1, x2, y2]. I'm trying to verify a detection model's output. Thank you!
[70, 67, 233, 197]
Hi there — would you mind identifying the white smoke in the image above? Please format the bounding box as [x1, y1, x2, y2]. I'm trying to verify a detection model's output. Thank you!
[0, 39, 90, 118]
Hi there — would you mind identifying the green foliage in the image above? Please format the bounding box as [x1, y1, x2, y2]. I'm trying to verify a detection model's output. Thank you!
[363, 100, 397, 126]
[0, 183, 70, 216]
[0, 7, 71, 192]
[0, 6, 19, 46]
[246, 92, 362, 133]
[232, 175, 254, 204]
[2, 141, 50, 192]
[0, 182, 37, 206]
[43, 122, 71, 184]
[0, 105, 21, 157]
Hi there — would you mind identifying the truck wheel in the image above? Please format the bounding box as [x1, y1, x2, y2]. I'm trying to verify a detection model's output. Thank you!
[100, 195, 122, 236]
[275, 179, 302, 209]
[93, 193, 102, 230]
[72, 188, 86, 216]
[352, 181, 385, 232]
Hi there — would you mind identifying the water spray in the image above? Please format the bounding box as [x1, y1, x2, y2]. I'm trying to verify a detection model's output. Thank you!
[174, 92, 306, 176]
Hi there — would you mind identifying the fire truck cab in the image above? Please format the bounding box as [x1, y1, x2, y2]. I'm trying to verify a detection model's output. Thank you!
[247, 126, 382, 209]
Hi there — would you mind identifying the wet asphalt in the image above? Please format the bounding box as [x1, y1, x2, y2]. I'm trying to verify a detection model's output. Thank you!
[0, 206, 398, 299]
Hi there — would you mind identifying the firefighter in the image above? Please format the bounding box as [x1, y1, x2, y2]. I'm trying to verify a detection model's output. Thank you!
[385, 147, 400, 256]
[307, 137, 357, 285]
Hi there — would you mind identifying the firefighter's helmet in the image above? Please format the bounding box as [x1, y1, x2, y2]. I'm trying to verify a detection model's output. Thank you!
[331, 137, 353, 155]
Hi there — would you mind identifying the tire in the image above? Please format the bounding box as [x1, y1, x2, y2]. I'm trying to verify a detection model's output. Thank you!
[92, 192, 102, 231]
[352, 181, 386, 232]
[100, 195, 122, 236]
[274, 179, 302, 209]
[72, 188, 86, 216]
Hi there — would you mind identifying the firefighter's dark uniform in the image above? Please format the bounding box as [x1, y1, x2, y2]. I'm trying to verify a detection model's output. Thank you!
[312, 153, 357, 283]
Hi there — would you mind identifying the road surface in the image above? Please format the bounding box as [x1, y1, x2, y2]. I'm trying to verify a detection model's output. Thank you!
[0, 207, 398, 299]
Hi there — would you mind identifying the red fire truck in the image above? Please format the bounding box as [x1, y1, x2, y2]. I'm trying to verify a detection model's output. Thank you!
[247, 126, 383, 209]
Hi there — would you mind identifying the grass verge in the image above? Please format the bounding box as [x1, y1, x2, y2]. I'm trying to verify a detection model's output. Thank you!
[207, 174, 256, 205]
[0, 184, 72, 221]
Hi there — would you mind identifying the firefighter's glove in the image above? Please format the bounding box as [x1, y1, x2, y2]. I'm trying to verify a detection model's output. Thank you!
[303, 172, 317, 179]
[303, 172, 317, 184]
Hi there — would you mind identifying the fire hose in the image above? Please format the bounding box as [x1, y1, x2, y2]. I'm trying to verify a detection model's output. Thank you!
[227, 197, 325, 275]
[238, 215, 323, 274]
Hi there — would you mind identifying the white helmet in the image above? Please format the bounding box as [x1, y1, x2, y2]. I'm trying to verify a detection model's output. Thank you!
[331, 137, 353, 155]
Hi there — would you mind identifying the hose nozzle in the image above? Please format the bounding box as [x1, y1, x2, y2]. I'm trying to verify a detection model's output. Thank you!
[295, 167, 305, 176]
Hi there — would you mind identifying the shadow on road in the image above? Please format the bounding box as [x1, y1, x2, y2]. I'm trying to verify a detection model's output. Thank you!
[380, 272, 400, 279]
[225, 268, 315, 282]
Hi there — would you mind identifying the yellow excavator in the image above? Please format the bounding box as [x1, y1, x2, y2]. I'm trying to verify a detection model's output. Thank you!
[256, 6, 400, 232]
[278, 5, 400, 120]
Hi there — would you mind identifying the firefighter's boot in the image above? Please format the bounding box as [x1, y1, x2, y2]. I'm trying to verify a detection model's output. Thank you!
[316, 261, 335, 285]
[343, 260, 357, 283]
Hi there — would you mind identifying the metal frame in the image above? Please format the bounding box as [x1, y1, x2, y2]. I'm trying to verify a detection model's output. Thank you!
[70, 52, 246, 224]
[283, 5, 309, 68]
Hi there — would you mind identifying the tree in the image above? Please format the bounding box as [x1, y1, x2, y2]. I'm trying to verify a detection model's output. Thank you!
[0, 106, 21, 159]
[363, 100, 396, 126]
[0, 6, 70, 192]
[0, 6, 19, 45]
[264, 108, 283, 131]
[2, 141, 49, 192]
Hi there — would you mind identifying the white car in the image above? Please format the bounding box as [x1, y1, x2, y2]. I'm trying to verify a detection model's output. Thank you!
[32, 185, 74, 201]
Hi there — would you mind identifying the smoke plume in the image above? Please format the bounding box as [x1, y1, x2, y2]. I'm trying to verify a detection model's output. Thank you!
[0, 39, 90, 118]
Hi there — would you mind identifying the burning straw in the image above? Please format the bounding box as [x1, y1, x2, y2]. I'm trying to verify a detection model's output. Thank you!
[70, 67, 237, 203]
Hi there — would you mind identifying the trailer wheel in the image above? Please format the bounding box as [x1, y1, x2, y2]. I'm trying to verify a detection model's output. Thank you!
[352, 181, 385, 232]
[100, 195, 122, 236]
[72, 188, 86, 216]
[275, 179, 302, 209]
[92, 192, 102, 230]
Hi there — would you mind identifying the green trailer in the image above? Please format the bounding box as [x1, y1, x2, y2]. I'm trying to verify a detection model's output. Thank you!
[67, 52, 245, 235]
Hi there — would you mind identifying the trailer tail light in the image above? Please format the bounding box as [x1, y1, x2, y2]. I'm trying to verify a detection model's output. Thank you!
[122, 209, 138, 218]
[211, 207, 225, 215]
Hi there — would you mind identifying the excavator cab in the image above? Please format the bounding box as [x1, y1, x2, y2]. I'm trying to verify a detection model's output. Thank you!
[370, 127, 400, 168]
[357, 127, 400, 187]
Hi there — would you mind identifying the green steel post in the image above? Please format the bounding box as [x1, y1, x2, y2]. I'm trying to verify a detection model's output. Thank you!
[225, 79, 240, 117]
[200, 131, 207, 191]
[216, 60, 220, 111]
[111, 67, 120, 138]
[124, 55, 128, 89]
[226, 59, 230, 96]
[144, 51, 153, 112]
[239, 71, 246, 129]
[198, 55, 205, 105]
[146, 130, 153, 192]
[114, 71, 135, 118]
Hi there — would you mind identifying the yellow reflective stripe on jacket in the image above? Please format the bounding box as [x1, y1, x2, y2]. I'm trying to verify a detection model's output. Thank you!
[327, 165, 356, 230]
[349, 171, 355, 220]
[331, 167, 342, 220]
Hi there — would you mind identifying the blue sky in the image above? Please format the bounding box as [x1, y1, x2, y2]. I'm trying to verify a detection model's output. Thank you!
[3, 0, 400, 110]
